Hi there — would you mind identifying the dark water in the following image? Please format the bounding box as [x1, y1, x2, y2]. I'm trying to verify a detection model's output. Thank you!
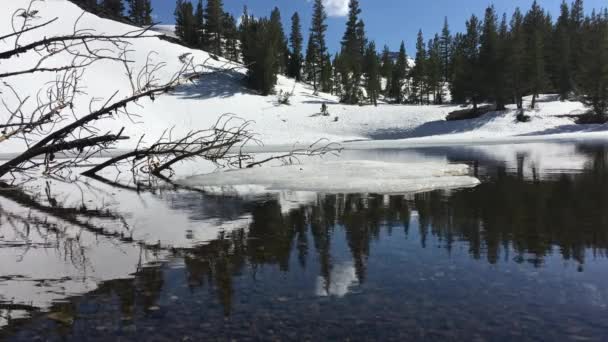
[2, 143, 608, 341]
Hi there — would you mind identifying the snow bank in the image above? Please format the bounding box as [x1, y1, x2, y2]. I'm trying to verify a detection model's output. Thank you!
[179, 160, 480, 194]
[2, 0, 604, 157]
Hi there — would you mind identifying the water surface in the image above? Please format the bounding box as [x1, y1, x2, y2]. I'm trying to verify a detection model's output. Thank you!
[1, 142, 608, 341]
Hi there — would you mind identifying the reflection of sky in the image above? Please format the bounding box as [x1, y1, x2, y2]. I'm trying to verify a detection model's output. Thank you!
[0, 310, 28, 328]
[315, 262, 358, 298]
[3, 142, 608, 333]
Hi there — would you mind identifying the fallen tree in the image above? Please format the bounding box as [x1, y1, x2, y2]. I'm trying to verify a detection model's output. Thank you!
[0, 1, 341, 187]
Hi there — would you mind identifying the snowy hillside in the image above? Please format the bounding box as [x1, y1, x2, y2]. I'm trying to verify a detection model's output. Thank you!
[2, 0, 607, 158]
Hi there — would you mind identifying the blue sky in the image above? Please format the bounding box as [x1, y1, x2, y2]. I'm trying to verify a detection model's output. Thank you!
[150, 0, 606, 54]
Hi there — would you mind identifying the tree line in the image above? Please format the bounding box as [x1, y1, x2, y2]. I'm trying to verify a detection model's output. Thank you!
[171, 0, 606, 116]
[71, 0, 153, 26]
[449, 0, 608, 116]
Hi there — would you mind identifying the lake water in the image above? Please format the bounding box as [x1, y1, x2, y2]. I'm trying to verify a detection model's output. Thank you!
[2, 142, 608, 341]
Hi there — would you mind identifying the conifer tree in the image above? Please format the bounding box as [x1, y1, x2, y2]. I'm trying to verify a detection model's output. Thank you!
[553, 1, 572, 100]
[174, 0, 197, 46]
[270, 7, 289, 74]
[194, 0, 205, 47]
[332, 52, 343, 97]
[143, 0, 152, 24]
[304, 38, 316, 87]
[222, 13, 239, 61]
[204, 0, 224, 56]
[240, 15, 280, 95]
[321, 53, 334, 94]
[379, 45, 394, 96]
[364, 41, 381, 106]
[496, 13, 510, 109]
[449, 33, 467, 103]
[127, 0, 152, 26]
[307, 0, 329, 92]
[389, 42, 408, 103]
[506, 8, 526, 109]
[339, 0, 366, 104]
[523, 1, 548, 108]
[479, 6, 502, 108]
[440, 17, 452, 82]
[288, 12, 304, 81]
[451, 15, 482, 110]
[101, 0, 124, 17]
[427, 35, 443, 104]
[411, 30, 427, 104]
[577, 9, 608, 116]
[570, 0, 585, 77]
[174, 0, 186, 40]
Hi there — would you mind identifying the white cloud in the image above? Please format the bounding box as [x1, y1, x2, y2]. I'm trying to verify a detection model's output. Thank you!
[323, 0, 349, 17]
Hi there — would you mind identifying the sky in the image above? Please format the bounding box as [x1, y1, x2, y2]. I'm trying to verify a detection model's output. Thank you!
[150, 0, 607, 54]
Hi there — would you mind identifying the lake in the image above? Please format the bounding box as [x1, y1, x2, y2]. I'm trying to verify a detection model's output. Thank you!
[1, 142, 608, 341]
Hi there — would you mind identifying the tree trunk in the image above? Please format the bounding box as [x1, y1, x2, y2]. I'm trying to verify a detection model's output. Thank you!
[530, 93, 537, 109]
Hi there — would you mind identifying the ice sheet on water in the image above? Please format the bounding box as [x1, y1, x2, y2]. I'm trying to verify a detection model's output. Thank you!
[179, 160, 481, 194]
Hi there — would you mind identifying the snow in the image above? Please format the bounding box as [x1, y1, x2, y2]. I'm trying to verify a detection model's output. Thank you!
[2, 0, 607, 330]
[179, 160, 481, 194]
[1, 0, 607, 159]
[151, 24, 177, 38]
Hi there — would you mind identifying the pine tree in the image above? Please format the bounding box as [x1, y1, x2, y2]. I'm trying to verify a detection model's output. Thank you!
[222, 13, 239, 61]
[411, 30, 427, 104]
[364, 41, 381, 106]
[523, 1, 548, 108]
[427, 35, 443, 104]
[389, 42, 407, 103]
[288, 12, 304, 81]
[143, 0, 152, 25]
[321, 53, 334, 94]
[339, 0, 366, 104]
[506, 8, 526, 109]
[553, 1, 572, 100]
[304, 38, 316, 87]
[451, 15, 482, 110]
[194, 0, 205, 48]
[174, 0, 185, 40]
[240, 15, 280, 95]
[496, 13, 510, 109]
[204, 0, 224, 56]
[440, 17, 452, 82]
[270, 7, 289, 74]
[577, 9, 608, 116]
[128, 0, 152, 26]
[379, 45, 394, 96]
[332, 52, 343, 97]
[307, 0, 329, 92]
[479, 6, 501, 108]
[449, 33, 467, 104]
[570, 0, 585, 78]
[101, 0, 124, 17]
[174, 0, 197, 47]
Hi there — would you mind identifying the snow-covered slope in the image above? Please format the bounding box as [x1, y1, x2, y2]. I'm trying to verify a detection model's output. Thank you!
[2, 0, 607, 157]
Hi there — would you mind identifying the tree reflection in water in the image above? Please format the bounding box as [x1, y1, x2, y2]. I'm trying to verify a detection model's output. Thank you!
[3, 144, 608, 341]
